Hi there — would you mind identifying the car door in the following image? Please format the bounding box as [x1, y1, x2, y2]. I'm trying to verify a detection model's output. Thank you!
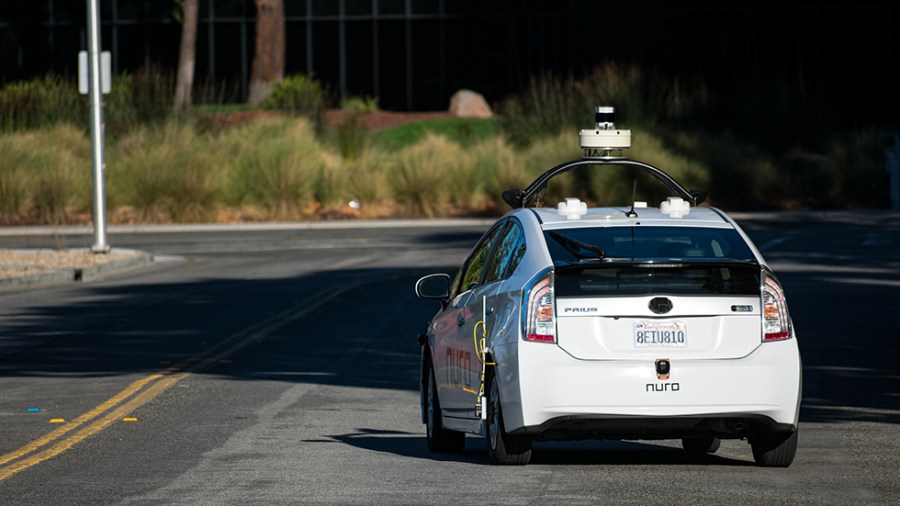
[435, 223, 504, 419]
[448, 220, 527, 419]
[479, 219, 527, 349]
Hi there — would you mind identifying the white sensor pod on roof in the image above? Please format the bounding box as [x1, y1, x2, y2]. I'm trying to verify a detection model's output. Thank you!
[580, 105, 631, 156]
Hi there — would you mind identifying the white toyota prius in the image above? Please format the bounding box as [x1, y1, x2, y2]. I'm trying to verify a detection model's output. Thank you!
[415, 107, 801, 466]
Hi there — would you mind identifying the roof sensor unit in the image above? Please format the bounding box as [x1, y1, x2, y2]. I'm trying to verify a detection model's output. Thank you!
[660, 196, 691, 218]
[595, 106, 616, 130]
[557, 197, 588, 220]
[580, 106, 631, 157]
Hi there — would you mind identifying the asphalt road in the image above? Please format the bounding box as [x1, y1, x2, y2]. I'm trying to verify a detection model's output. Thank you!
[0, 214, 897, 505]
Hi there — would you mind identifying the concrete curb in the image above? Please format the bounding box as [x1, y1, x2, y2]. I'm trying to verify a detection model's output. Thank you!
[0, 218, 498, 237]
[76, 251, 155, 282]
[0, 250, 154, 290]
[0, 269, 73, 288]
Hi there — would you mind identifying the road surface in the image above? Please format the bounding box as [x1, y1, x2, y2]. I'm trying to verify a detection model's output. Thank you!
[0, 214, 897, 504]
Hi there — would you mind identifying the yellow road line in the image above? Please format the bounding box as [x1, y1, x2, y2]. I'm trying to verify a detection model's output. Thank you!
[0, 372, 189, 481]
[0, 277, 370, 481]
[0, 372, 164, 468]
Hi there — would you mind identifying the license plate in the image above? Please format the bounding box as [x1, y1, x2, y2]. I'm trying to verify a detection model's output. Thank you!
[634, 321, 687, 347]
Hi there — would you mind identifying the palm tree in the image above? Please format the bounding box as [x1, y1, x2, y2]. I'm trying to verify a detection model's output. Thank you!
[247, 0, 285, 105]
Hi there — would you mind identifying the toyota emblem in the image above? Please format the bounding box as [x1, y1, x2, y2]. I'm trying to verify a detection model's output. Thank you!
[649, 297, 673, 314]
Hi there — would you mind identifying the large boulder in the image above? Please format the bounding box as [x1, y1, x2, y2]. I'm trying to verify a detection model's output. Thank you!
[448, 89, 493, 119]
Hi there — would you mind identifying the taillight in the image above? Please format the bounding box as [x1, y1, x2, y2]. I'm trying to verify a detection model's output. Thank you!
[762, 271, 792, 341]
[524, 269, 556, 343]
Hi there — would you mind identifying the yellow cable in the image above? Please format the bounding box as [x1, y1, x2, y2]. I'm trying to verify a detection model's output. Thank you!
[472, 321, 495, 365]
[473, 321, 485, 362]
[473, 319, 496, 416]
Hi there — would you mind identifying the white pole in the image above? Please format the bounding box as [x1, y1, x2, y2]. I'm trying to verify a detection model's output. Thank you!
[87, 0, 110, 253]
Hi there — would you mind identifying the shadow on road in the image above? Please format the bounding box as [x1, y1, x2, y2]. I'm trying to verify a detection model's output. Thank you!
[738, 215, 900, 426]
[325, 428, 752, 467]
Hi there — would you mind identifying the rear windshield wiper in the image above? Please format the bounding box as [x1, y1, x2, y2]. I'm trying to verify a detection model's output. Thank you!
[549, 231, 606, 260]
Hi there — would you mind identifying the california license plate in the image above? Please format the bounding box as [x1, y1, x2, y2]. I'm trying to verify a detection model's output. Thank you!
[634, 321, 687, 347]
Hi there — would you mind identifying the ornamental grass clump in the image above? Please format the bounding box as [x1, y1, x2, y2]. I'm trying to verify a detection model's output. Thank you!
[110, 122, 224, 222]
[0, 124, 90, 224]
[0, 75, 84, 132]
[391, 134, 466, 217]
[344, 149, 395, 209]
[225, 117, 324, 219]
[470, 137, 526, 207]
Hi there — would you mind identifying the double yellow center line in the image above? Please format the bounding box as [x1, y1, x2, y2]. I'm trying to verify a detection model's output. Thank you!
[0, 277, 367, 482]
[0, 370, 190, 481]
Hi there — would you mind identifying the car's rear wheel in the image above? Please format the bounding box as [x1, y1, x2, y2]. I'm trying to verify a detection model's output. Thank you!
[486, 373, 532, 465]
[425, 362, 465, 453]
[750, 429, 798, 467]
[681, 436, 721, 454]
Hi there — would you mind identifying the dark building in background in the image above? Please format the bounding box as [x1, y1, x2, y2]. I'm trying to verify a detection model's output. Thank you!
[0, 0, 896, 129]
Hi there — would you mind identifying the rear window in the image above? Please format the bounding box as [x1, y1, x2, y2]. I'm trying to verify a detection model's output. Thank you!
[544, 226, 755, 263]
[546, 226, 759, 296]
[555, 264, 761, 296]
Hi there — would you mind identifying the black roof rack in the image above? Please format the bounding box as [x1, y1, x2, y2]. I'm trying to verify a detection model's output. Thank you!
[502, 156, 707, 209]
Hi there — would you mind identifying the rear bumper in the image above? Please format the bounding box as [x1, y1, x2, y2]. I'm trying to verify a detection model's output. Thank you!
[508, 337, 801, 438]
[514, 414, 796, 441]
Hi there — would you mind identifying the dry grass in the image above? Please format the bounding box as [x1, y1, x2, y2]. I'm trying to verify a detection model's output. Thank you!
[110, 122, 224, 222]
[0, 111, 890, 225]
[0, 124, 90, 224]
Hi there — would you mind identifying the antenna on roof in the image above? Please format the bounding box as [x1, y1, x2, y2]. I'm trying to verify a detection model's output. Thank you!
[626, 179, 638, 218]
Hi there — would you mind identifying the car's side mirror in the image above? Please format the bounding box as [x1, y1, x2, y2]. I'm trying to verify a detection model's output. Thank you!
[415, 273, 451, 300]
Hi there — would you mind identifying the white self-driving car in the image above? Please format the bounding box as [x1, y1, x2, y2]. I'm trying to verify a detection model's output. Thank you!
[415, 107, 801, 466]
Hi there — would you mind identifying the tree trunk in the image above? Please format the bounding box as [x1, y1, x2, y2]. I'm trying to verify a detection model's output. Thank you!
[247, 0, 285, 105]
[173, 0, 199, 112]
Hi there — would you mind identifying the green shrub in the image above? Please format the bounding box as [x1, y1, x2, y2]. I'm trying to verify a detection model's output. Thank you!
[498, 72, 583, 146]
[0, 75, 84, 132]
[340, 96, 378, 113]
[260, 75, 325, 129]
[662, 130, 779, 210]
[106, 67, 174, 133]
[498, 63, 710, 146]
[336, 114, 367, 161]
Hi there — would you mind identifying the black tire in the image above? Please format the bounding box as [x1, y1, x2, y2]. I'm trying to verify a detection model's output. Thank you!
[486, 373, 532, 465]
[425, 363, 465, 453]
[682, 436, 721, 454]
[750, 429, 798, 467]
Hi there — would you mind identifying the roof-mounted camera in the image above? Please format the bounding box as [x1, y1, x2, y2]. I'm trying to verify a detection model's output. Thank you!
[580, 106, 631, 157]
